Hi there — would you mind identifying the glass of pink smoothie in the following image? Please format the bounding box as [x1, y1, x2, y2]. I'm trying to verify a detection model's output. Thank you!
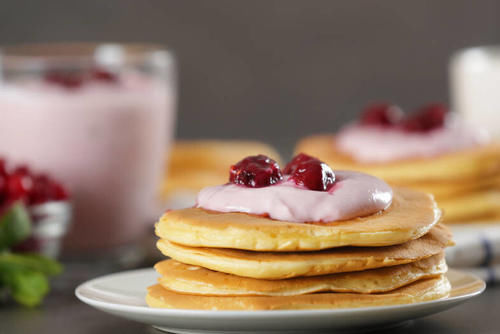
[0, 43, 176, 253]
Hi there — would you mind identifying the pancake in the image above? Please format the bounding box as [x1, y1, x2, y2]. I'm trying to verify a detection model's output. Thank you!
[156, 224, 452, 279]
[438, 190, 500, 223]
[167, 140, 282, 172]
[156, 188, 441, 252]
[397, 173, 500, 200]
[162, 140, 282, 199]
[163, 169, 228, 193]
[155, 253, 446, 296]
[146, 275, 451, 310]
[295, 135, 500, 183]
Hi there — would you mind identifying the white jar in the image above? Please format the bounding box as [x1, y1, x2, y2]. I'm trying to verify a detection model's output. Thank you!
[450, 46, 500, 138]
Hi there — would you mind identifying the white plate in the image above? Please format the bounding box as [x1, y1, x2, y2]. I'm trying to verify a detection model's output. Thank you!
[75, 268, 485, 334]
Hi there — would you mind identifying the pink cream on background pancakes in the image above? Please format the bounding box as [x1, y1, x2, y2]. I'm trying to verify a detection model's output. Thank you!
[335, 116, 490, 164]
[196, 171, 393, 223]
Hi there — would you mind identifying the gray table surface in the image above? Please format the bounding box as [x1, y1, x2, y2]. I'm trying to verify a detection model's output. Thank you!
[1, 260, 499, 334]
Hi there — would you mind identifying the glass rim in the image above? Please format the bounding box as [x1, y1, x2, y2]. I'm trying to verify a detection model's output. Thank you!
[0, 42, 173, 70]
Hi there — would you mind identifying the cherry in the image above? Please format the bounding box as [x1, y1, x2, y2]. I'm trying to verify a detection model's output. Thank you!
[5, 170, 33, 202]
[0, 177, 6, 204]
[284, 153, 335, 191]
[360, 103, 403, 127]
[0, 158, 7, 176]
[44, 71, 84, 89]
[0, 159, 7, 202]
[44, 67, 118, 88]
[12, 236, 42, 253]
[401, 103, 448, 132]
[29, 174, 69, 204]
[229, 155, 282, 188]
[29, 174, 51, 205]
[0, 158, 70, 206]
[13, 165, 31, 176]
[52, 181, 69, 201]
[283, 153, 312, 175]
[91, 68, 118, 83]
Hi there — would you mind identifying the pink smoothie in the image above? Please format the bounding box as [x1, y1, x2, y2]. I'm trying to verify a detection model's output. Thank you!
[0, 73, 175, 250]
[196, 171, 393, 223]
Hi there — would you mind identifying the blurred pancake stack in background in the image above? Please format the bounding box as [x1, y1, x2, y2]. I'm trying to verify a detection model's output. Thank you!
[161, 140, 281, 208]
[295, 103, 500, 224]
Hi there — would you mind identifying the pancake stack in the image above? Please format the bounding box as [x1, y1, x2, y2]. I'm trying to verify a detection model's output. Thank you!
[147, 187, 454, 310]
[296, 135, 500, 223]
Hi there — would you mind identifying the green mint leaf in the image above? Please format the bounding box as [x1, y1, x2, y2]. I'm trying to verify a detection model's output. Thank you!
[0, 202, 32, 250]
[2, 269, 49, 307]
[0, 252, 63, 277]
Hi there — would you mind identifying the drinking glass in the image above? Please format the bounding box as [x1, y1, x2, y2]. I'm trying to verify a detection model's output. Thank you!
[0, 43, 176, 253]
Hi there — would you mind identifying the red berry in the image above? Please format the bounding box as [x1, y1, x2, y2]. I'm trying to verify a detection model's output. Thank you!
[91, 68, 118, 83]
[29, 174, 50, 204]
[0, 176, 6, 204]
[283, 153, 313, 175]
[13, 165, 31, 176]
[29, 174, 69, 204]
[12, 236, 42, 253]
[401, 103, 448, 132]
[0, 159, 7, 203]
[51, 181, 69, 200]
[44, 71, 84, 89]
[229, 155, 282, 188]
[360, 103, 403, 127]
[5, 172, 33, 202]
[0, 158, 7, 176]
[284, 153, 335, 191]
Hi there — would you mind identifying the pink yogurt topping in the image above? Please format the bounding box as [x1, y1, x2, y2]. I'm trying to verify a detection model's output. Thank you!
[196, 171, 392, 223]
[335, 117, 490, 163]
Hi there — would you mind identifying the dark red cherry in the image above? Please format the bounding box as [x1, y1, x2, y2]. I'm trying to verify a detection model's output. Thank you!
[360, 103, 403, 127]
[51, 181, 69, 200]
[44, 71, 84, 89]
[401, 103, 448, 132]
[12, 236, 42, 253]
[45, 68, 118, 88]
[5, 171, 33, 202]
[229, 155, 282, 188]
[0, 178, 6, 204]
[0, 158, 7, 177]
[0, 159, 7, 202]
[284, 153, 335, 191]
[13, 165, 31, 176]
[283, 153, 313, 175]
[91, 68, 118, 83]
[29, 174, 51, 204]
[29, 174, 69, 204]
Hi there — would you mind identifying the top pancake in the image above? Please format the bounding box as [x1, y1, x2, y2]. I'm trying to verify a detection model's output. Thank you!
[156, 187, 440, 251]
[295, 135, 500, 183]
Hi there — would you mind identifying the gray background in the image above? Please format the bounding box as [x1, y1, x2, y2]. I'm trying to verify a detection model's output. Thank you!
[1, 0, 499, 155]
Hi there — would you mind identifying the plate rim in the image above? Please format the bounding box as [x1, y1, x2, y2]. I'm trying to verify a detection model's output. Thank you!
[75, 267, 486, 318]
